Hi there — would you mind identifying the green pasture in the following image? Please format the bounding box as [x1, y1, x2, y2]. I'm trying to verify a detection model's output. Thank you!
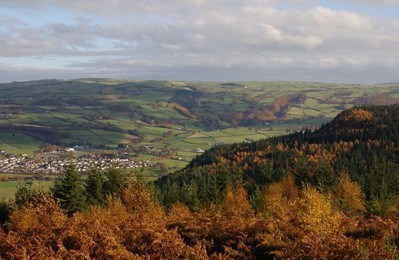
[187, 132, 208, 139]
[215, 135, 261, 143]
[180, 137, 213, 145]
[132, 168, 160, 182]
[136, 126, 181, 141]
[202, 131, 229, 138]
[157, 139, 211, 152]
[160, 159, 188, 169]
[221, 127, 258, 136]
[303, 108, 321, 117]
[302, 98, 320, 106]
[176, 151, 198, 158]
[65, 129, 125, 145]
[99, 119, 134, 131]
[9, 113, 56, 125]
[0, 133, 42, 155]
[0, 181, 53, 200]
[49, 111, 89, 123]
[286, 107, 305, 119]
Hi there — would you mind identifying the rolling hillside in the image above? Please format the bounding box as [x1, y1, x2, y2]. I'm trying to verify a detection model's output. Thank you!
[1, 79, 399, 172]
[157, 104, 399, 215]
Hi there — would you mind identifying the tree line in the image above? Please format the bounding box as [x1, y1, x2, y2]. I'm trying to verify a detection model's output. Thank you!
[1, 173, 399, 258]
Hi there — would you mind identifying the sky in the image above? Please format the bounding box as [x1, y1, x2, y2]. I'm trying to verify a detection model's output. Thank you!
[0, 0, 398, 84]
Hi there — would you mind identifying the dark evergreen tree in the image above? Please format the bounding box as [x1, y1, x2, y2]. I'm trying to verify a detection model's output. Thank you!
[103, 167, 126, 197]
[14, 184, 45, 209]
[0, 199, 11, 227]
[314, 162, 336, 192]
[84, 168, 106, 206]
[51, 166, 86, 215]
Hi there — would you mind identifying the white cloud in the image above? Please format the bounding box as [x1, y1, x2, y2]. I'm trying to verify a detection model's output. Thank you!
[341, 0, 399, 6]
[0, 0, 398, 83]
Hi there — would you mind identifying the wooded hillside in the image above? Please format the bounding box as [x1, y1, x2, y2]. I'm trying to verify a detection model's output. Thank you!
[157, 105, 399, 216]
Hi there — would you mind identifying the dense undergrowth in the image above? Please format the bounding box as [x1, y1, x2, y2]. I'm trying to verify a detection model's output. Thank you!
[1, 180, 399, 259]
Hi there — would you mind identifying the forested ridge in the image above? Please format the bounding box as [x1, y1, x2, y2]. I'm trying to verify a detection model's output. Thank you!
[157, 105, 399, 214]
[2, 105, 399, 258]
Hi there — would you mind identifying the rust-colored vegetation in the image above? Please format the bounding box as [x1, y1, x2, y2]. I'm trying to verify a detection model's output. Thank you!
[1, 181, 399, 259]
[344, 108, 373, 122]
[168, 102, 197, 119]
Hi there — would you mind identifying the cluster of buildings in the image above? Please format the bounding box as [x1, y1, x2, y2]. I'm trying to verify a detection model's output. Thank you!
[0, 155, 153, 174]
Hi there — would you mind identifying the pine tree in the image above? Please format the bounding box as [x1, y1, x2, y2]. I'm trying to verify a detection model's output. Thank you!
[15, 183, 45, 209]
[84, 168, 106, 206]
[51, 166, 86, 215]
[0, 199, 11, 226]
[103, 167, 126, 197]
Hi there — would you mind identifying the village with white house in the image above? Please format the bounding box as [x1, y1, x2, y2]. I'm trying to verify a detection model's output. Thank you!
[0, 150, 153, 175]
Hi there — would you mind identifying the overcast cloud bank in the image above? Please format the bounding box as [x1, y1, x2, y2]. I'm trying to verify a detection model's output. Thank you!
[0, 0, 398, 83]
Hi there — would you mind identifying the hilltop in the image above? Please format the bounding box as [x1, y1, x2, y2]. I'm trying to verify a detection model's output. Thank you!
[157, 104, 399, 215]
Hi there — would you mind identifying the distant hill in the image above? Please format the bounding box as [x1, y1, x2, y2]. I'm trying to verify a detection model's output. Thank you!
[1, 78, 399, 166]
[156, 105, 399, 214]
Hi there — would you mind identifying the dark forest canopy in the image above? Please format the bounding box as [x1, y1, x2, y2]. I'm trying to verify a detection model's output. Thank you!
[156, 104, 399, 214]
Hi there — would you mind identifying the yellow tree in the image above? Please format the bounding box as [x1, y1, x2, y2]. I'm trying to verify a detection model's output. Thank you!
[332, 174, 366, 216]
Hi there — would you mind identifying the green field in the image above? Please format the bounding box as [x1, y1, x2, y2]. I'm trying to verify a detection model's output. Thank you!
[0, 181, 53, 200]
[1, 79, 399, 185]
[0, 133, 42, 155]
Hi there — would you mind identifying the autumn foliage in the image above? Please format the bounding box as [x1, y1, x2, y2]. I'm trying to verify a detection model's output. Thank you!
[1, 180, 399, 259]
[344, 108, 373, 122]
[0, 181, 206, 259]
